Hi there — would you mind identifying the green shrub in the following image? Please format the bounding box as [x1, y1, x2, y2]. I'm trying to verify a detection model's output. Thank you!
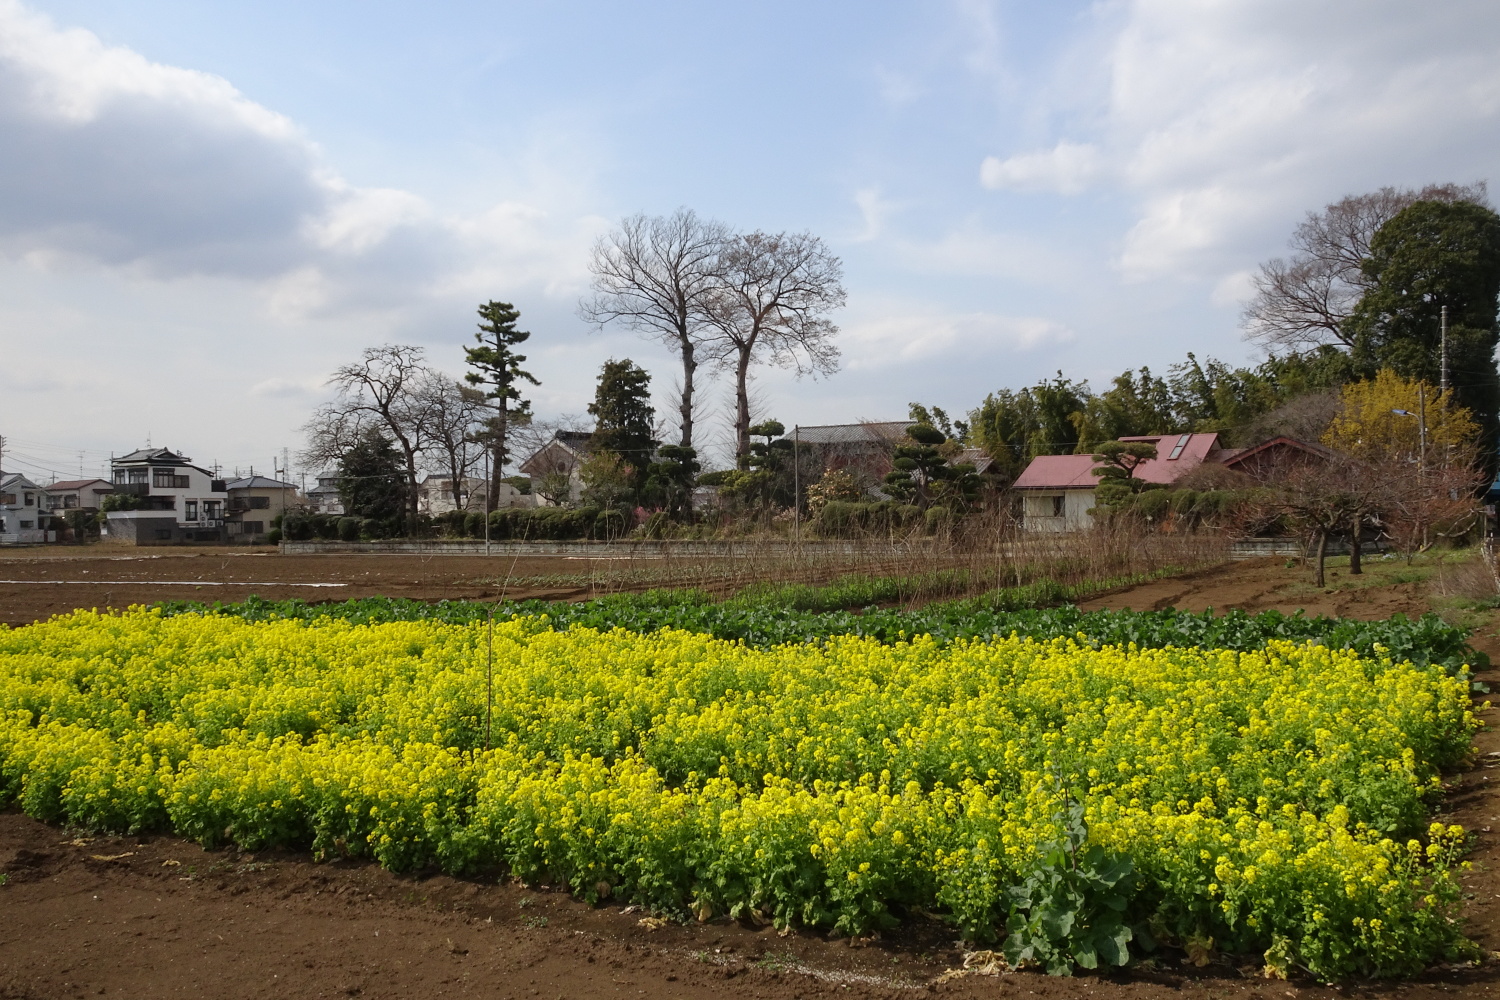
[337, 517, 361, 542]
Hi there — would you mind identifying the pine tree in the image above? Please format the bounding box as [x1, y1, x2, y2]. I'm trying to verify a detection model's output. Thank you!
[464, 301, 540, 508]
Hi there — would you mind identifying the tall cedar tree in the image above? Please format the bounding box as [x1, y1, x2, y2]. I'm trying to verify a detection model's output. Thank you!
[1347, 199, 1500, 464]
[464, 301, 540, 509]
[588, 359, 656, 493]
[337, 428, 407, 524]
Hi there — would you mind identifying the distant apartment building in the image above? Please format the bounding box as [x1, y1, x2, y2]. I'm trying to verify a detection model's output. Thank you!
[102, 448, 227, 545]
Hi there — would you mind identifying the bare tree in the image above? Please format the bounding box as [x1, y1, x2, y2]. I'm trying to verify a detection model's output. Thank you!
[703, 231, 846, 460]
[303, 344, 433, 521]
[417, 376, 489, 510]
[1243, 182, 1489, 350]
[581, 209, 731, 450]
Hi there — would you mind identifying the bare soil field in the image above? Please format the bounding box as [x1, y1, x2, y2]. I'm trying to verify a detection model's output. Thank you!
[4, 552, 1500, 998]
[0, 547, 638, 627]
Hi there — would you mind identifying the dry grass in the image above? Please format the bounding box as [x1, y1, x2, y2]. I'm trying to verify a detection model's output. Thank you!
[481, 518, 1231, 604]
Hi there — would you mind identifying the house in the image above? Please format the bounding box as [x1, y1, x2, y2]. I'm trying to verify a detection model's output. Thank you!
[1217, 436, 1336, 480]
[224, 476, 300, 543]
[44, 478, 114, 513]
[1013, 433, 1233, 532]
[418, 474, 529, 514]
[0, 472, 53, 545]
[794, 421, 913, 487]
[306, 473, 344, 515]
[519, 430, 596, 505]
[101, 447, 228, 545]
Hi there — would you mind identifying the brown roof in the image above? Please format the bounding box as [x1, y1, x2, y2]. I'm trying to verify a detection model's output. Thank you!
[48, 479, 114, 492]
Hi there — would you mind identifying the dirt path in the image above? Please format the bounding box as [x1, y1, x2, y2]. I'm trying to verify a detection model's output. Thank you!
[4, 558, 1500, 998]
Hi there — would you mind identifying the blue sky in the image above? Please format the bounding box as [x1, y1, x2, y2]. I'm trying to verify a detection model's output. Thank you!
[0, 0, 1496, 480]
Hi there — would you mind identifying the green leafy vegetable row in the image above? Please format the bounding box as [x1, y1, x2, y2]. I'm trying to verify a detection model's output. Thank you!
[156, 588, 1480, 676]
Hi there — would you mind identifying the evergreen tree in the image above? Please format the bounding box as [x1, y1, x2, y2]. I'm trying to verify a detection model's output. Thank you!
[337, 428, 407, 525]
[588, 359, 656, 492]
[1347, 199, 1500, 460]
[464, 301, 540, 508]
[643, 444, 701, 520]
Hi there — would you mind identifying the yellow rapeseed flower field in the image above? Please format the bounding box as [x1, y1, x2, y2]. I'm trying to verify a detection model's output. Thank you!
[0, 608, 1479, 978]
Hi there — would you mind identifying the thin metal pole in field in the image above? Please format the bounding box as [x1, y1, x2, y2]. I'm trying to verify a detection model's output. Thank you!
[485, 603, 495, 751]
[793, 425, 800, 547]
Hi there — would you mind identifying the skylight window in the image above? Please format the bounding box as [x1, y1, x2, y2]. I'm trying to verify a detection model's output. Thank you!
[1167, 433, 1191, 460]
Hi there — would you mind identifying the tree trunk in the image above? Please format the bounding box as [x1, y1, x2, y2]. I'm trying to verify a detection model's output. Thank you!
[1312, 529, 1328, 587]
[734, 346, 753, 464]
[679, 342, 697, 449]
[1348, 510, 1363, 575]
[488, 403, 509, 511]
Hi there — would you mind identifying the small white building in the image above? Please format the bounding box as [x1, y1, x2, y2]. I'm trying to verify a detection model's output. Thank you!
[102, 447, 228, 545]
[0, 472, 52, 545]
[224, 476, 300, 543]
[1012, 433, 1230, 532]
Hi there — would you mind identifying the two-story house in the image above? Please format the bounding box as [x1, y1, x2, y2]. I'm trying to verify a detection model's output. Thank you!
[102, 448, 227, 545]
[0, 472, 52, 545]
[306, 473, 345, 515]
[45, 478, 114, 513]
[224, 476, 300, 542]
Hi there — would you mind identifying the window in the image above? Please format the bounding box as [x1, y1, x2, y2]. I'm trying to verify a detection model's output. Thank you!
[204, 501, 222, 519]
[1024, 494, 1066, 518]
[153, 472, 190, 489]
[64, 495, 78, 509]
[0, 493, 14, 505]
[20, 520, 34, 529]
[24, 493, 34, 506]
[128, 468, 148, 484]
[242, 521, 264, 535]
[248, 496, 271, 509]
[184, 500, 198, 521]
[1167, 433, 1191, 461]
[154, 529, 173, 540]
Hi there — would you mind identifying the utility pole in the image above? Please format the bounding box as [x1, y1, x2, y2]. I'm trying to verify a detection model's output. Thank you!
[1440, 304, 1450, 395]
[483, 446, 492, 556]
[1417, 385, 1428, 473]
[792, 425, 801, 546]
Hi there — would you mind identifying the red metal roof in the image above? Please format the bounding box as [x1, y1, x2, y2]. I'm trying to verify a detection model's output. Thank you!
[1012, 433, 1222, 490]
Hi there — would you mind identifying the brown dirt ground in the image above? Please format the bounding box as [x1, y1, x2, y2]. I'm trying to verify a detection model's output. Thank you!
[4, 554, 1500, 998]
[0, 547, 643, 628]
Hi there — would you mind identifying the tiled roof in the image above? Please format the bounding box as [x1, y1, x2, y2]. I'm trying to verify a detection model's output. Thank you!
[224, 476, 297, 490]
[47, 479, 113, 491]
[114, 447, 192, 464]
[794, 421, 913, 445]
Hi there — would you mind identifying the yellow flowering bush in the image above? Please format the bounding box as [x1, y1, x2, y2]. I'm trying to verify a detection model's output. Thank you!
[0, 608, 1480, 978]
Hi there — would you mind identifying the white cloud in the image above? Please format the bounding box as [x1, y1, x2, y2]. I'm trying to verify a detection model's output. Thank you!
[841, 307, 1074, 371]
[249, 376, 326, 399]
[0, 0, 597, 308]
[979, 0, 1500, 283]
[980, 141, 1101, 194]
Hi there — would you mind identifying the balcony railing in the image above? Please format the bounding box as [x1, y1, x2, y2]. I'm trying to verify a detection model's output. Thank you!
[115, 482, 150, 496]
